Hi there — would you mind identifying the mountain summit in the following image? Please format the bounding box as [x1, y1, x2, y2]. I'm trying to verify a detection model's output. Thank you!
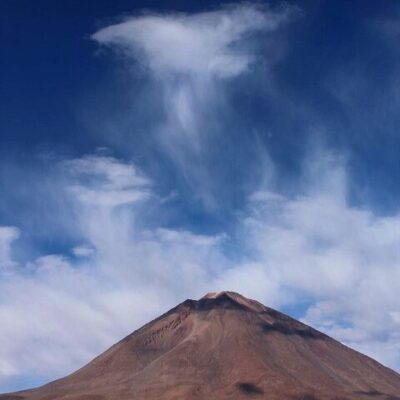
[2, 291, 400, 400]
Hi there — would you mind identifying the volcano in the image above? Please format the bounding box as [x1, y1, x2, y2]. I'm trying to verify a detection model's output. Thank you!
[2, 291, 400, 400]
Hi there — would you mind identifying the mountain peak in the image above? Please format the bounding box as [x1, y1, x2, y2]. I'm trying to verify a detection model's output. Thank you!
[201, 290, 244, 300]
[3, 293, 400, 400]
[199, 291, 266, 312]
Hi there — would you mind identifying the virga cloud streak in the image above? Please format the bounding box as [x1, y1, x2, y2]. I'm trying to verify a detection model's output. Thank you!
[92, 3, 292, 208]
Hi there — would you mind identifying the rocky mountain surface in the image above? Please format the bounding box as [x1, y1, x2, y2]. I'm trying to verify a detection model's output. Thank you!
[2, 291, 400, 400]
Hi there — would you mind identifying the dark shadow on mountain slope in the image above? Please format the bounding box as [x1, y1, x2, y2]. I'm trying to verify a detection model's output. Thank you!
[236, 382, 264, 396]
[353, 390, 400, 400]
[260, 322, 325, 339]
[193, 294, 249, 312]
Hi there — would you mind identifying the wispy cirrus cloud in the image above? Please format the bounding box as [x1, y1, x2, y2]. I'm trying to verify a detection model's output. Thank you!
[92, 3, 293, 208]
[64, 155, 151, 207]
[0, 227, 19, 269]
[92, 4, 290, 77]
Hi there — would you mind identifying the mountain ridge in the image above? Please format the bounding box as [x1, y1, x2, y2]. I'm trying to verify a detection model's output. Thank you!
[1, 291, 400, 400]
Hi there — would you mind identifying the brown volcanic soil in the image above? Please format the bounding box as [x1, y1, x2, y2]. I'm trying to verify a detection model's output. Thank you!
[2, 291, 400, 400]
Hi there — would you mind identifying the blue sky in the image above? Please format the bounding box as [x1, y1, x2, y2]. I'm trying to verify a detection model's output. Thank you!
[1, 0, 400, 393]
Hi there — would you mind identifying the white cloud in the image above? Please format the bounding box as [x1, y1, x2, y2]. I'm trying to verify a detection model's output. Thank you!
[0, 155, 227, 386]
[235, 153, 400, 368]
[1, 151, 400, 390]
[72, 245, 95, 258]
[92, 4, 289, 78]
[91, 4, 293, 208]
[0, 227, 19, 269]
[64, 155, 151, 207]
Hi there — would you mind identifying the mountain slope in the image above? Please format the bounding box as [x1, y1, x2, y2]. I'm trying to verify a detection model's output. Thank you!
[2, 291, 400, 400]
